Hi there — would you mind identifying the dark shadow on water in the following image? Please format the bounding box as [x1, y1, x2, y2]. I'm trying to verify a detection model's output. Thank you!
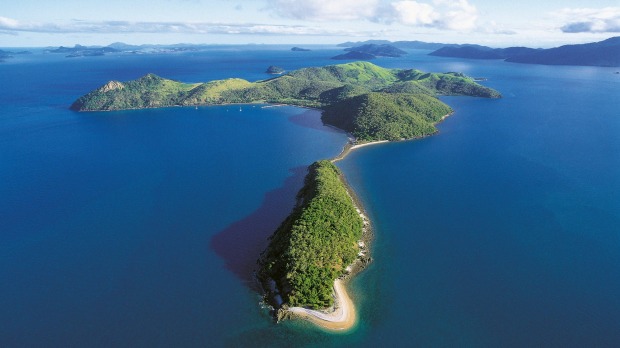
[288, 109, 345, 134]
[210, 166, 307, 289]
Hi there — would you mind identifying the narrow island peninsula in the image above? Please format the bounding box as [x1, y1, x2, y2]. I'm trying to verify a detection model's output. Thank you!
[71, 61, 501, 330]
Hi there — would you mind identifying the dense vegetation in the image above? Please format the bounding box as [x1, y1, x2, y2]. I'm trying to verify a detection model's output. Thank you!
[258, 161, 363, 309]
[323, 92, 452, 141]
[71, 61, 500, 141]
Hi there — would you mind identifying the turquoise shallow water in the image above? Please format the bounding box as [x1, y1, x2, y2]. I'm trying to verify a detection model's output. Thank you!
[1, 47, 619, 347]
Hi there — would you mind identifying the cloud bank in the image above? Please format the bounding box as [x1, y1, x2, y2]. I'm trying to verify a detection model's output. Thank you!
[0, 16, 365, 36]
[266, 0, 479, 31]
[267, 0, 380, 21]
[557, 7, 620, 33]
[1, 0, 484, 39]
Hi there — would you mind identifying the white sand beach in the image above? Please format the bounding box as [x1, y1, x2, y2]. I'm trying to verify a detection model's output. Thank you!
[288, 279, 356, 331]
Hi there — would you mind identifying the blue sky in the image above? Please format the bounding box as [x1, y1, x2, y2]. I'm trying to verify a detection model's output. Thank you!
[1, 0, 619, 47]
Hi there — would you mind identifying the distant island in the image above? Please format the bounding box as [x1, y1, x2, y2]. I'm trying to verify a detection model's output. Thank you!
[338, 37, 620, 67]
[291, 47, 311, 52]
[338, 40, 454, 50]
[0, 50, 13, 62]
[46, 43, 202, 57]
[0, 49, 32, 62]
[430, 46, 537, 60]
[71, 60, 500, 329]
[49, 44, 120, 57]
[429, 37, 620, 67]
[332, 44, 407, 60]
[331, 51, 376, 60]
[344, 44, 408, 57]
[266, 66, 285, 74]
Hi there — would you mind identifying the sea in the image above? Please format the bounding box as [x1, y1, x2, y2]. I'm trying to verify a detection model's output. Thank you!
[1, 45, 618, 347]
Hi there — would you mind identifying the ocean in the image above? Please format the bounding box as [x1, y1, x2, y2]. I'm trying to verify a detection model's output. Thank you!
[1, 46, 618, 347]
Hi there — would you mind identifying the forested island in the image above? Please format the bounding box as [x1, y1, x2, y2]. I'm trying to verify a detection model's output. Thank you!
[71, 61, 499, 141]
[71, 62, 500, 327]
[258, 161, 364, 310]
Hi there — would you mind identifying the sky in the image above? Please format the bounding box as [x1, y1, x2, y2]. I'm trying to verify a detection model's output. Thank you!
[1, 0, 619, 47]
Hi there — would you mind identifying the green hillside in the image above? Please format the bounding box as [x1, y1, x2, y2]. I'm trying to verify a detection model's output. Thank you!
[323, 92, 453, 141]
[71, 61, 500, 141]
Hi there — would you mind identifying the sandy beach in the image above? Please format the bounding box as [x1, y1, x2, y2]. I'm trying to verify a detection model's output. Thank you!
[331, 140, 389, 163]
[288, 279, 356, 331]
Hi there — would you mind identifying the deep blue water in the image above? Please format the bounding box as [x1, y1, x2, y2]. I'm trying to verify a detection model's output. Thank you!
[1, 46, 619, 347]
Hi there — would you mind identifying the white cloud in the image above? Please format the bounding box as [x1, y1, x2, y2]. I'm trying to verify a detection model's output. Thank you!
[556, 7, 620, 33]
[390, 1, 439, 26]
[0, 16, 20, 29]
[265, 0, 478, 31]
[480, 21, 517, 35]
[267, 0, 380, 21]
[434, 0, 478, 31]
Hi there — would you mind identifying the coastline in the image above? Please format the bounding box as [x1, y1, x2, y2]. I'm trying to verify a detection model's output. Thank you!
[288, 280, 356, 331]
[278, 170, 372, 332]
[281, 136, 374, 332]
[282, 111, 454, 330]
[330, 111, 452, 164]
[331, 140, 389, 163]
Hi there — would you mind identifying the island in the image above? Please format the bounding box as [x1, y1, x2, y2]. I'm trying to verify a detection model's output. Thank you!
[336, 37, 620, 67]
[291, 47, 311, 52]
[430, 36, 620, 67]
[49, 44, 120, 57]
[332, 44, 408, 60]
[71, 61, 500, 329]
[331, 51, 376, 60]
[430, 45, 537, 60]
[0, 50, 13, 62]
[0, 49, 31, 63]
[257, 160, 366, 326]
[266, 65, 285, 74]
[71, 61, 500, 141]
[344, 44, 407, 57]
[338, 39, 455, 50]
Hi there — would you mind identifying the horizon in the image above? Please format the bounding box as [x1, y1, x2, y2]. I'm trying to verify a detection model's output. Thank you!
[1, 0, 619, 48]
[2, 35, 619, 50]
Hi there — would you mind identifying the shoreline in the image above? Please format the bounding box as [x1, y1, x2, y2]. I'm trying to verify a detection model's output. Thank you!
[282, 174, 372, 332]
[331, 140, 389, 163]
[330, 111, 452, 164]
[283, 111, 453, 330]
[288, 279, 356, 331]
[283, 138, 375, 332]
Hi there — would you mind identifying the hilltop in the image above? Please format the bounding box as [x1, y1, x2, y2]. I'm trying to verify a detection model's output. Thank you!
[71, 61, 500, 142]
